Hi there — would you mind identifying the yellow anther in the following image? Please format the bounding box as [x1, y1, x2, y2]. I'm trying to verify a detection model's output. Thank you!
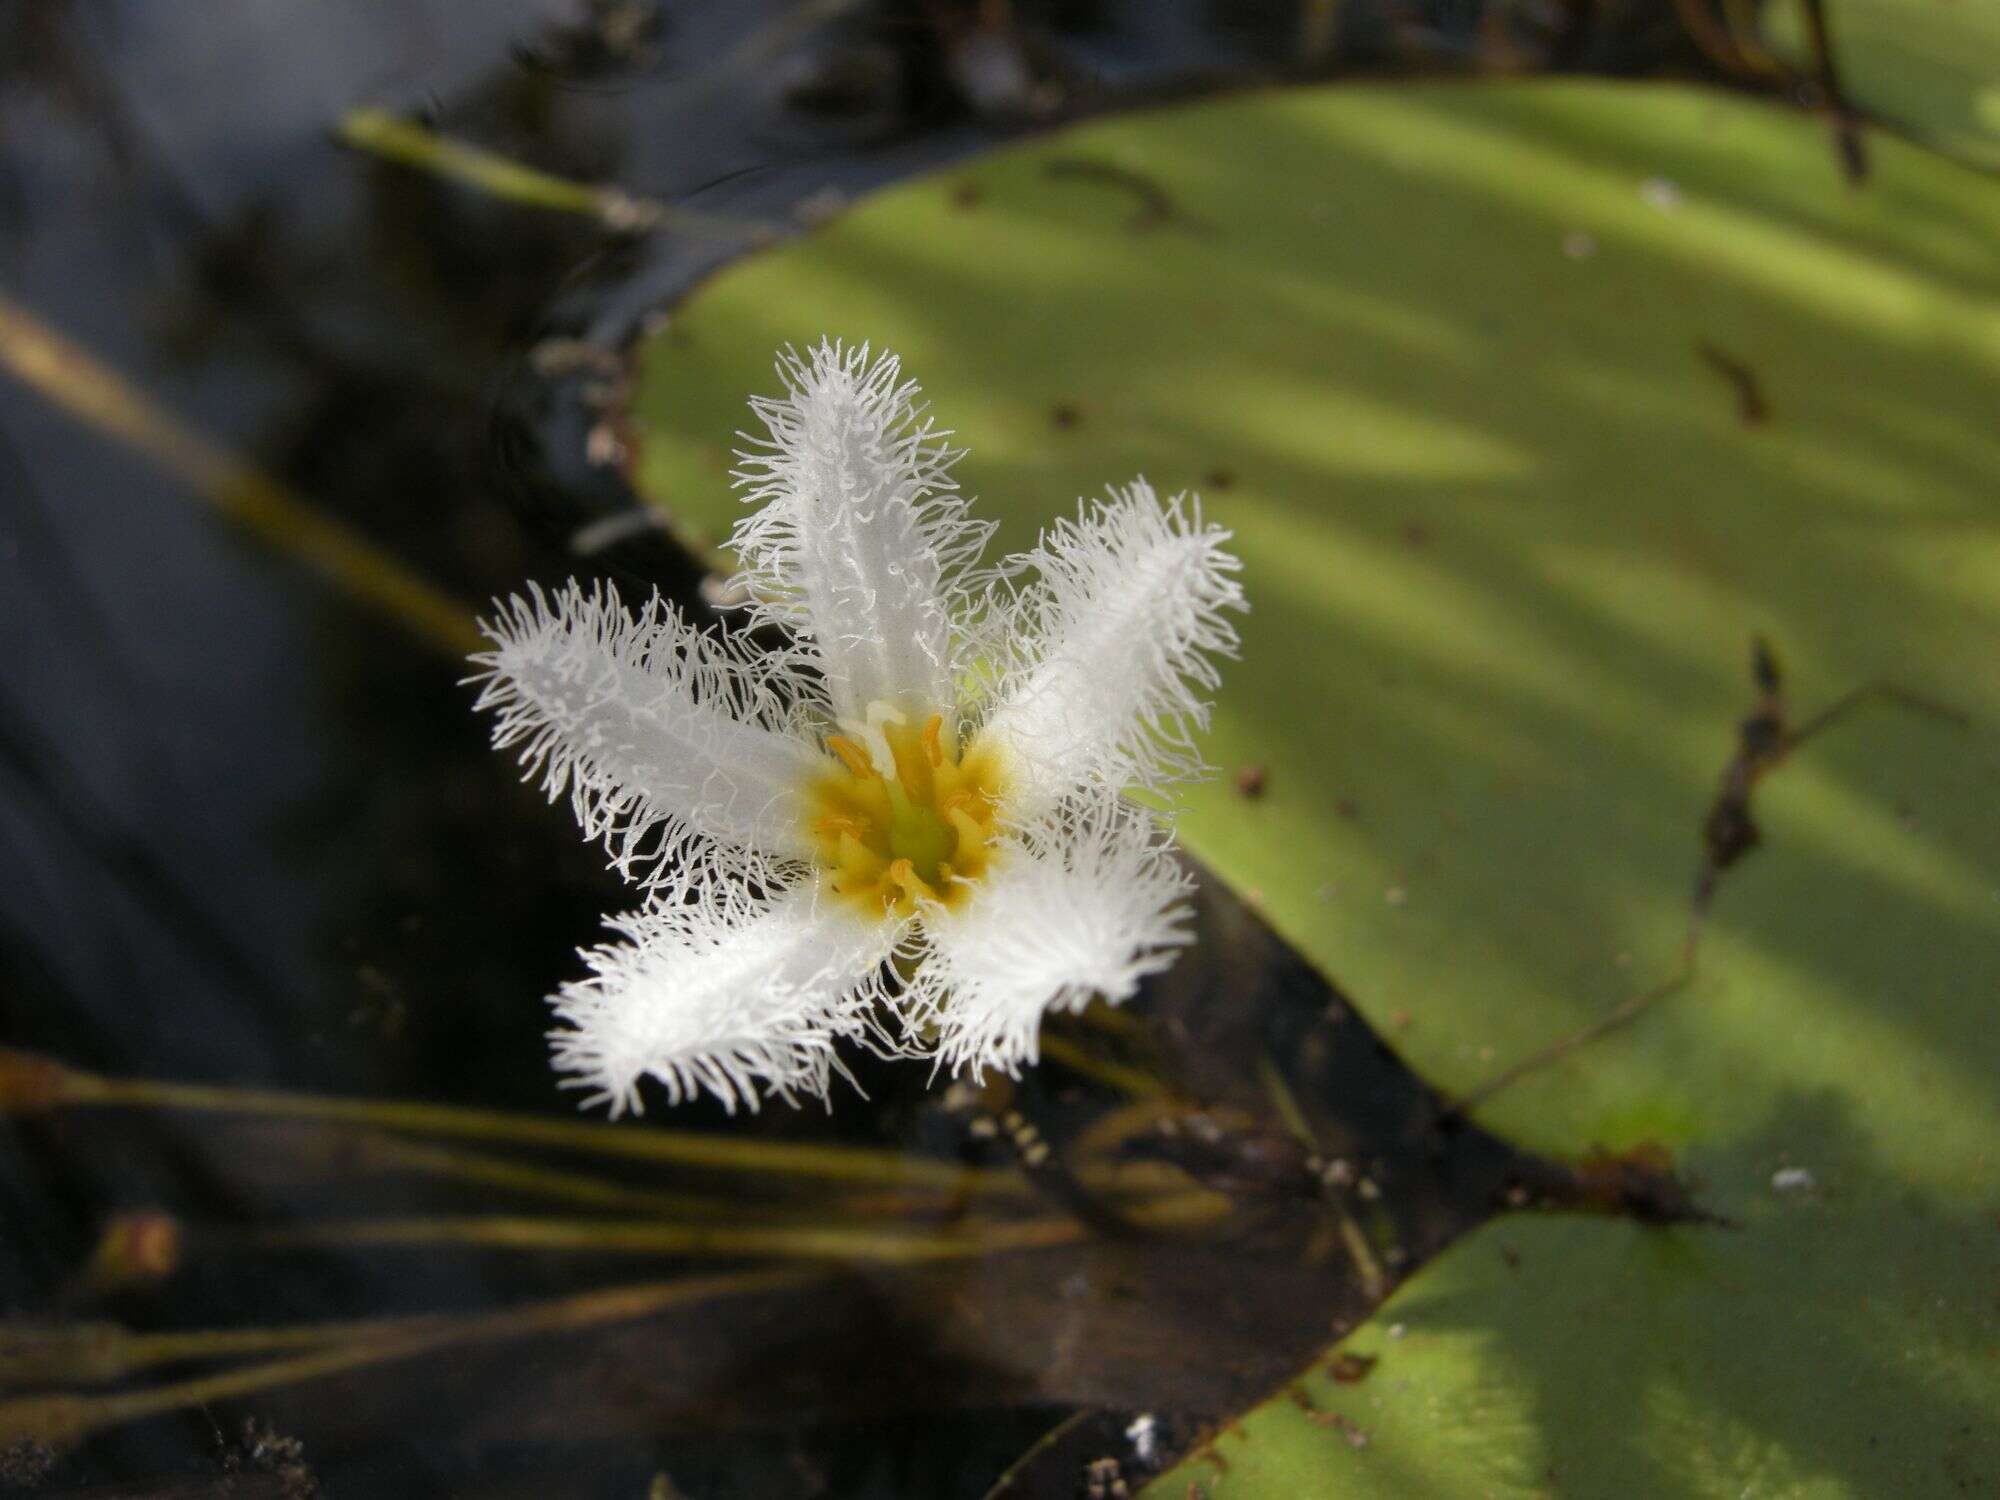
[837, 830, 882, 873]
[814, 812, 870, 840]
[826, 735, 876, 780]
[884, 720, 930, 799]
[945, 805, 985, 846]
[921, 713, 945, 767]
[886, 857, 937, 903]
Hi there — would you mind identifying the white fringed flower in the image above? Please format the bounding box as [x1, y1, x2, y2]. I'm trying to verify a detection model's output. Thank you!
[473, 339, 1244, 1115]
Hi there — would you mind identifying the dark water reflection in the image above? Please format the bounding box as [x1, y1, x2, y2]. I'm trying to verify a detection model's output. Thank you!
[0, 3, 1718, 1494]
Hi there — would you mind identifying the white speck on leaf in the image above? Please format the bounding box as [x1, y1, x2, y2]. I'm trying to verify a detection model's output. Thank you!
[1640, 176, 1683, 212]
[1772, 1166, 1817, 1195]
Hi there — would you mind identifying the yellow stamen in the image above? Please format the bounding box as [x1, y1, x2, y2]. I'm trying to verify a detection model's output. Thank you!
[836, 831, 883, 875]
[945, 806, 986, 850]
[887, 857, 935, 904]
[825, 735, 876, 780]
[884, 723, 932, 802]
[920, 714, 945, 767]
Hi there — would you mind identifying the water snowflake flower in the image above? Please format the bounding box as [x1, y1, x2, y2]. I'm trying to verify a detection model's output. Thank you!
[472, 340, 1244, 1115]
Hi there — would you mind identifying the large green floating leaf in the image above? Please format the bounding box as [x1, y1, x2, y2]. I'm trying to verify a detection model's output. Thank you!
[625, 81, 2000, 1495]
[1764, 0, 2000, 170]
[1153, 1203, 2000, 1497]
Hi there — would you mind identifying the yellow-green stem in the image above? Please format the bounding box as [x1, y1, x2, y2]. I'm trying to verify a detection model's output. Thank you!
[0, 1269, 817, 1448]
[272, 1126, 860, 1220]
[2, 1316, 436, 1388]
[248, 1213, 1093, 1263]
[17, 1052, 1022, 1195]
[336, 110, 758, 239]
[1257, 1052, 1387, 1300]
[0, 294, 481, 658]
[1035, 1033, 1173, 1102]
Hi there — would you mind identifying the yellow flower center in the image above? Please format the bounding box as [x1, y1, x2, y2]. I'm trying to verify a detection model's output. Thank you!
[806, 707, 1008, 920]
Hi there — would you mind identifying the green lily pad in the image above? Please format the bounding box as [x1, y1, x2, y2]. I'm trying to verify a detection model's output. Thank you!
[624, 80, 2000, 1496]
[1154, 1200, 2000, 1497]
[1764, 0, 2000, 170]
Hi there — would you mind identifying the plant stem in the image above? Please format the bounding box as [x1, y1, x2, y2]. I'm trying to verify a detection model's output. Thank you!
[1256, 1053, 1387, 1300]
[241, 1192, 1242, 1261]
[0, 293, 482, 658]
[246, 1124, 857, 1220]
[0, 1269, 818, 1448]
[9, 1052, 1020, 1194]
[1035, 1034, 1171, 1102]
[335, 110, 761, 239]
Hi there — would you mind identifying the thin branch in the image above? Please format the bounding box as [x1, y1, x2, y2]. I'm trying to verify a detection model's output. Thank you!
[0, 1269, 817, 1448]
[2, 1051, 1023, 1196]
[239, 1123, 885, 1220]
[1036, 1032, 1173, 1101]
[1255, 1054, 1386, 1300]
[0, 294, 481, 658]
[1447, 949, 1698, 1119]
[243, 1212, 1097, 1262]
[1796, 0, 1869, 182]
[334, 110, 767, 240]
[1446, 642, 1974, 1118]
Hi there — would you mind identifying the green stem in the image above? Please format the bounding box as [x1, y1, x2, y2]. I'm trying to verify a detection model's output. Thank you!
[0, 295, 481, 658]
[259, 1124, 866, 1220]
[1036, 1034, 1172, 1102]
[0, 1269, 817, 1447]
[246, 1213, 1093, 1262]
[12, 1051, 1022, 1196]
[335, 110, 761, 239]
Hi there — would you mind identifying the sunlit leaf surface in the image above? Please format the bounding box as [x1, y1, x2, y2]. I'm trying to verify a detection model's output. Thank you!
[626, 79, 2000, 1496]
[1765, 0, 2000, 170]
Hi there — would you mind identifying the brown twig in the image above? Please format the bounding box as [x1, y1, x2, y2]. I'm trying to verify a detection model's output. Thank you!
[0, 294, 482, 658]
[1255, 1055, 1387, 1300]
[0, 1051, 1020, 1196]
[1797, 0, 1869, 183]
[1042, 158, 1214, 235]
[0, 1270, 819, 1450]
[1666, 0, 1779, 79]
[1448, 638, 1969, 1117]
[1696, 341, 1771, 426]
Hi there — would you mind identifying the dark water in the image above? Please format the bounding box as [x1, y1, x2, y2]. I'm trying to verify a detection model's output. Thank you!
[0, 4, 1727, 1495]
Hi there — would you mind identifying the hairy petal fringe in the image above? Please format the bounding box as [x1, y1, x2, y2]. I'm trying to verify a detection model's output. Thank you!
[471, 347, 1247, 1115]
[729, 338, 995, 719]
[915, 794, 1195, 1083]
[470, 579, 824, 887]
[547, 881, 896, 1116]
[977, 480, 1245, 819]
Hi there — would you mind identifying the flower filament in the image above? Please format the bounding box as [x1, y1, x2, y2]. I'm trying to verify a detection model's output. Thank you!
[807, 705, 1007, 919]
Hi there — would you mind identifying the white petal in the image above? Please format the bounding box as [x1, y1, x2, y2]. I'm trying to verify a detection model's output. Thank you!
[729, 340, 996, 720]
[919, 794, 1195, 1083]
[548, 881, 896, 1116]
[977, 481, 1244, 819]
[471, 580, 823, 884]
